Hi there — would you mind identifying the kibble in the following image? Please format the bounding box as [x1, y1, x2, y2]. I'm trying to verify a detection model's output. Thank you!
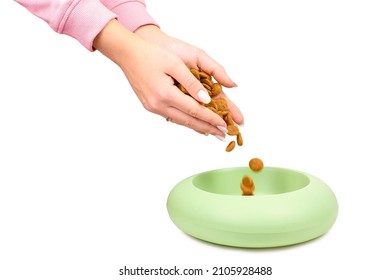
[214, 98, 228, 111]
[237, 132, 243, 146]
[240, 175, 255, 196]
[227, 125, 239, 136]
[240, 157, 264, 196]
[211, 83, 222, 97]
[199, 71, 211, 80]
[225, 141, 236, 152]
[190, 68, 200, 80]
[175, 68, 242, 152]
[249, 158, 264, 173]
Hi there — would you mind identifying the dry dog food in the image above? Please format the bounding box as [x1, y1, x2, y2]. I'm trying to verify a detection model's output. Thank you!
[236, 132, 243, 146]
[175, 68, 242, 152]
[249, 158, 264, 173]
[240, 157, 264, 196]
[240, 175, 255, 196]
[225, 141, 236, 152]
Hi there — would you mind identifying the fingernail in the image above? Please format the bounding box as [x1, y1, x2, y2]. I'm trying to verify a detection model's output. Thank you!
[238, 122, 245, 128]
[217, 125, 228, 133]
[197, 90, 211, 104]
[233, 82, 238, 87]
[214, 135, 226, 142]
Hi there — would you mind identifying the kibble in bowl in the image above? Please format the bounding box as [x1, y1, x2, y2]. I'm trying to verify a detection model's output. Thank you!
[240, 175, 255, 196]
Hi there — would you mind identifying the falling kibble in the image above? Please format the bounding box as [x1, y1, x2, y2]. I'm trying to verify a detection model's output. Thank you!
[240, 175, 255, 196]
[240, 158, 264, 196]
[225, 141, 236, 152]
[249, 158, 264, 173]
[237, 132, 243, 146]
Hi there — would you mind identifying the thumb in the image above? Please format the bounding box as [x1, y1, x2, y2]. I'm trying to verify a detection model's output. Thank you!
[172, 64, 211, 104]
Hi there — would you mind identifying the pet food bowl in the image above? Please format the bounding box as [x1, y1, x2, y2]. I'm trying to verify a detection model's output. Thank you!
[167, 167, 338, 248]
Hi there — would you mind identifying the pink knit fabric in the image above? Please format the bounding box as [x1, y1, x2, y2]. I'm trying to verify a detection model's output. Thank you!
[101, 0, 158, 31]
[15, 0, 158, 51]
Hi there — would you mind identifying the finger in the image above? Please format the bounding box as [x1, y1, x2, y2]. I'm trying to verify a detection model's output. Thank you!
[216, 92, 245, 125]
[196, 50, 237, 88]
[169, 86, 228, 132]
[194, 129, 209, 136]
[169, 62, 211, 104]
[165, 106, 225, 138]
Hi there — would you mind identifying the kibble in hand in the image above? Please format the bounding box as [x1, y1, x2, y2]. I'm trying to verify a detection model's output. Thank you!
[211, 83, 222, 97]
[227, 125, 239, 136]
[175, 68, 243, 152]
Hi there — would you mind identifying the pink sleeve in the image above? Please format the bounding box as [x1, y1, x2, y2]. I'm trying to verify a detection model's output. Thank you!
[15, 0, 117, 51]
[100, 0, 159, 31]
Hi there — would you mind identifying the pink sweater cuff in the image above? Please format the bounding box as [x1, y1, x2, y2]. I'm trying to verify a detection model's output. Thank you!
[108, 1, 159, 31]
[61, 0, 117, 51]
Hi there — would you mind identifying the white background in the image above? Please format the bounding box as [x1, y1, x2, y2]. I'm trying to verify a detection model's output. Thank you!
[1, 0, 389, 279]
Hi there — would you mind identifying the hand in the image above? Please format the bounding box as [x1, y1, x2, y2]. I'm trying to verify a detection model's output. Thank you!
[93, 20, 239, 138]
[135, 25, 244, 126]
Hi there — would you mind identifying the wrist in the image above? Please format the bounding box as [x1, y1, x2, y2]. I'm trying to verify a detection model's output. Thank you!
[134, 24, 160, 34]
[134, 24, 166, 44]
[93, 19, 142, 66]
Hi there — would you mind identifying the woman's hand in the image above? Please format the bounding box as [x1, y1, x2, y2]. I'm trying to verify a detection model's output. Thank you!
[135, 25, 244, 126]
[94, 20, 242, 138]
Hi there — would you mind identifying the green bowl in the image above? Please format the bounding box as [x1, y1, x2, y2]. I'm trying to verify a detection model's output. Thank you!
[166, 167, 338, 248]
